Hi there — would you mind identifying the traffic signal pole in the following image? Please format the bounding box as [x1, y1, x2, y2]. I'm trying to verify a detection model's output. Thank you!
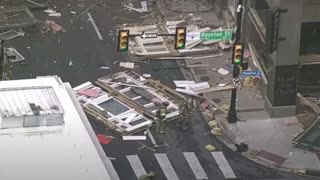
[227, 0, 243, 123]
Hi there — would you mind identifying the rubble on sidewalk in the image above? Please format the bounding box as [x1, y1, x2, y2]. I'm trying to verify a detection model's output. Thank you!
[293, 94, 320, 154]
[0, 0, 48, 31]
[73, 71, 185, 136]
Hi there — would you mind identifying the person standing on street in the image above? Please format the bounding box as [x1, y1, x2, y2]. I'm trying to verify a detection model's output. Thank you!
[155, 101, 170, 134]
[177, 98, 194, 129]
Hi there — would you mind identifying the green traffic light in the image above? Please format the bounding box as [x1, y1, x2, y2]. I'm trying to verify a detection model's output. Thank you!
[234, 59, 241, 64]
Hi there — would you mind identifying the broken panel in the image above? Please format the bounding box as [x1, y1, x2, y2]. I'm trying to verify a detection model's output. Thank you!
[73, 82, 152, 135]
[97, 71, 183, 121]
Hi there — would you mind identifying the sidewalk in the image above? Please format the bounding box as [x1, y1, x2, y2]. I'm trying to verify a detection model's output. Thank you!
[155, 0, 320, 176]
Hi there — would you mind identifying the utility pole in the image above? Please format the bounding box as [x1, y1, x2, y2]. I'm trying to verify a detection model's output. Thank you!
[0, 40, 4, 80]
[227, 0, 243, 123]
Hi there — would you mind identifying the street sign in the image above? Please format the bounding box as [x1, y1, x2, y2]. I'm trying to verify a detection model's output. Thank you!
[186, 32, 200, 41]
[232, 78, 241, 87]
[200, 30, 232, 40]
[240, 70, 261, 76]
[141, 33, 158, 38]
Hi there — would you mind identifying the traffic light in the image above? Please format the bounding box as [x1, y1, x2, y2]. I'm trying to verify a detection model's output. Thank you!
[174, 27, 186, 49]
[232, 43, 244, 65]
[117, 30, 129, 52]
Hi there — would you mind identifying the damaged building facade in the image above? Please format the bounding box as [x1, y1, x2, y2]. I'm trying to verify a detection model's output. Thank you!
[213, 0, 320, 118]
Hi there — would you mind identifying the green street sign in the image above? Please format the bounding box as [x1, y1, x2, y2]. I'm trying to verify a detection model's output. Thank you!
[200, 30, 232, 40]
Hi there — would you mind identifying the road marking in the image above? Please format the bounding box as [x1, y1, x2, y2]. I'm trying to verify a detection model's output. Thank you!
[147, 128, 158, 147]
[211, 152, 236, 179]
[126, 155, 147, 178]
[155, 153, 179, 180]
[183, 152, 208, 179]
[87, 12, 103, 40]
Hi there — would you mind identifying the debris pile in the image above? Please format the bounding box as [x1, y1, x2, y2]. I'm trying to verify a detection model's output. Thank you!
[73, 71, 184, 136]
[125, 16, 232, 58]
[124, 25, 170, 56]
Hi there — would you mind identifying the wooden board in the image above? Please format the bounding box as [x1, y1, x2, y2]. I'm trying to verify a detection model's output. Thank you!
[196, 85, 235, 94]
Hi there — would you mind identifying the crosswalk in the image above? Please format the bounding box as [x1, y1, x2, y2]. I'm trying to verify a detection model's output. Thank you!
[117, 151, 236, 180]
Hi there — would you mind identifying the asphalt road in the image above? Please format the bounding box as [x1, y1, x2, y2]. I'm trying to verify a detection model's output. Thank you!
[4, 0, 314, 180]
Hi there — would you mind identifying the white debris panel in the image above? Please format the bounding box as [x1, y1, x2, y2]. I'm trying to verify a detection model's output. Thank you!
[73, 82, 152, 135]
[97, 71, 180, 121]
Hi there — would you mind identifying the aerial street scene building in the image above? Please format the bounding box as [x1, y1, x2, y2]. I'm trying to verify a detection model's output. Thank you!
[0, 0, 320, 180]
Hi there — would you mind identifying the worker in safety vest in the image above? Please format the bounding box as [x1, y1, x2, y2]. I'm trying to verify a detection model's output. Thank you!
[177, 98, 194, 129]
[155, 101, 169, 134]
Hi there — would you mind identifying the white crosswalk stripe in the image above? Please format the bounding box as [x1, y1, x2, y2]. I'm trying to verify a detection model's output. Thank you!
[211, 152, 236, 179]
[126, 155, 147, 178]
[122, 151, 236, 180]
[183, 152, 208, 180]
[155, 153, 179, 180]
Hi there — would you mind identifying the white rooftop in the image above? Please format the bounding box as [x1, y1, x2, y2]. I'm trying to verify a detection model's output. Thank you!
[0, 86, 63, 118]
[0, 76, 114, 180]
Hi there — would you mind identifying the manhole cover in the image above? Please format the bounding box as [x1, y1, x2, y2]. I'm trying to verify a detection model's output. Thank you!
[212, 98, 221, 103]
[200, 76, 210, 81]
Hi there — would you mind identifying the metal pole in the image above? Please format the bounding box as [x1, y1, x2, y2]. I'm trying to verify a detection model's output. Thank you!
[227, 0, 243, 123]
[0, 40, 4, 80]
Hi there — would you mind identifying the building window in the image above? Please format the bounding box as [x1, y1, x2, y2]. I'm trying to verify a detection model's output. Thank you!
[300, 22, 320, 55]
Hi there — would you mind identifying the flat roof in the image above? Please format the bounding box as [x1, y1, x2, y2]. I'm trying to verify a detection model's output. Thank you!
[0, 86, 63, 118]
[0, 76, 113, 180]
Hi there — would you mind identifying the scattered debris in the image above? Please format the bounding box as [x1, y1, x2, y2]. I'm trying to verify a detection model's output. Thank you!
[26, 0, 45, 8]
[187, 82, 210, 92]
[192, 54, 223, 60]
[119, 62, 135, 69]
[174, 80, 196, 88]
[0, 30, 24, 40]
[48, 13, 62, 17]
[123, 135, 147, 140]
[44, 9, 56, 14]
[142, 73, 151, 78]
[218, 41, 232, 50]
[70, 11, 76, 14]
[196, 85, 234, 94]
[137, 142, 156, 152]
[123, 1, 148, 13]
[6, 48, 25, 63]
[68, 61, 73, 66]
[205, 144, 216, 152]
[217, 83, 228, 87]
[100, 66, 110, 70]
[113, 59, 120, 64]
[216, 68, 230, 75]
[43, 20, 66, 33]
[96, 134, 112, 144]
[71, 1, 97, 23]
